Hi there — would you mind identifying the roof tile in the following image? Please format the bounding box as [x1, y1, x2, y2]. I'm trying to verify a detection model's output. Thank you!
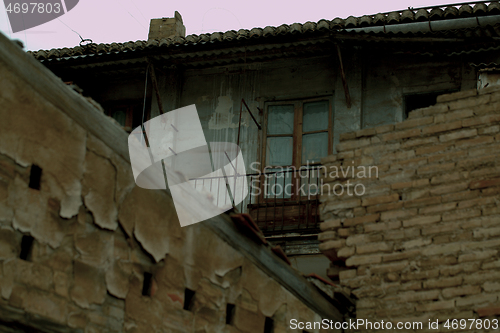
[29, 3, 500, 61]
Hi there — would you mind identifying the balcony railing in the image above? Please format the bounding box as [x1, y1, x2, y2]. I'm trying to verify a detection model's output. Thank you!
[191, 165, 323, 236]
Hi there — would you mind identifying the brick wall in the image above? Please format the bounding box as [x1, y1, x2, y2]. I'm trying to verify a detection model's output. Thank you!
[319, 86, 500, 331]
[0, 35, 338, 333]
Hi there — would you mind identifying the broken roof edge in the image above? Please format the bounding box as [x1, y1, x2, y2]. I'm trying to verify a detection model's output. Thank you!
[0, 32, 346, 322]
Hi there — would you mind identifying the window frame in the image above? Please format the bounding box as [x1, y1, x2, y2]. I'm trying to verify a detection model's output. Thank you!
[260, 96, 334, 201]
[104, 98, 152, 133]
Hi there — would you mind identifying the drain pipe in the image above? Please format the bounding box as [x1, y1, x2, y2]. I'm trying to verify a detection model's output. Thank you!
[345, 15, 500, 34]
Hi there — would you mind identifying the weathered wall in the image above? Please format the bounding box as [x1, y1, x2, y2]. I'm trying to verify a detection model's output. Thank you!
[319, 86, 500, 331]
[0, 34, 341, 333]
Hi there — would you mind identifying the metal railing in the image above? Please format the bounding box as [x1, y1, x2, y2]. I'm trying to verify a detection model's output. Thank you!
[191, 165, 324, 236]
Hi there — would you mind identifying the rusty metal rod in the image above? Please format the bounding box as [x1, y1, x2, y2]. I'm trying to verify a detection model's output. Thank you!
[335, 43, 352, 109]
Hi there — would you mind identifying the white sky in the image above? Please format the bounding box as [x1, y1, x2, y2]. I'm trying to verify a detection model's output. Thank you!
[0, 0, 445, 51]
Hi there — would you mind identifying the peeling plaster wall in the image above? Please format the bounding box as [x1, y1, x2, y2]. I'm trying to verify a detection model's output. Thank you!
[362, 54, 463, 130]
[181, 56, 336, 176]
[0, 39, 339, 332]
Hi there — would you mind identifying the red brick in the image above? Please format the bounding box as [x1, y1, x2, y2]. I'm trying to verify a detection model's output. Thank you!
[458, 196, 497, 209]
[420, 103, 449, 116]
[423, 276, 462, 289]
[418, 202, 456, 215]
[476, 306, 500, 317]
[345, 254, 382, 267]
[342, 213, 380, 227]
[442, 209, 481, 222]
[448, 93, 491, 110]
[436, 89, 477, 103]
[429, 182, 468, 196]
[361, 193, 399, 207]
[382, 128, 421, 142]
[391, 179, 429, 190]
[428, 150, 467, 164]
[346, 234, 383, 246]
[401, 137, 438, 148]
[339, 132, 356, 141]
[462, 114, 500, 127]
[442, 285, 481, 298]
[337, 138, 371, 152]
[366, 202, 404, 214]
[357, 242, 393, 255]
[375, 124, 394, 134]
[415, 300, 455, 312]
[364, 221, 401, 233]
[421, 121, 462, 135]
[470, 178, 500, 189]
[404, 196, 441, 209]
[355, 128, 376, 138]
[381, 208, 417, 221]
[415, 143, 452, 156]
[439, 128, 477, 142]
[417, 162, 455, 175]
[395, 117, 434, 130]
[455, 136, 495, 148]
[431, 171, 468, 185]
[403, 215, 441, 227]
[441, 190, 478, 203]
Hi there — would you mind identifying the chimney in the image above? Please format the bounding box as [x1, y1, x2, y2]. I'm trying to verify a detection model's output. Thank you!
[148, 11, 186, 40]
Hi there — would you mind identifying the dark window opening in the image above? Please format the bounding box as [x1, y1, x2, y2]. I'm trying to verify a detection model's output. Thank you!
[264, 317, 274, 333]
[225, 303, 235, 325]
[404, 90, 458, 119]
[28, 165, 42, 190]
[142, 272, 153, 296]
[20, 235, 34, 261]
[183, 288, 195, 311]
[104, 99, 152, 133]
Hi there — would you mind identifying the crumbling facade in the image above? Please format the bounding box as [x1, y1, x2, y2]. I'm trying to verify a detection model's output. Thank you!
[319, 87, 500, 331]
[26, 3, 500, 277]
[0, 33, 347, 332]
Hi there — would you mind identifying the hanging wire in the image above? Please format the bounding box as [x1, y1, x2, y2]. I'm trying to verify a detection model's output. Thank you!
[140, 63, 150, 146]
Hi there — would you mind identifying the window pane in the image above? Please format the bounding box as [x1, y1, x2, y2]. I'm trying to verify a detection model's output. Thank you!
[299, 166, 322, 196]
[111, 110, 127, 127]
[303, 101, 328, 132]
[267, 105, 294, 135]
[302, 132, 328, 164]
[266, 137, 293, 166]
[264, 167, 293, 199]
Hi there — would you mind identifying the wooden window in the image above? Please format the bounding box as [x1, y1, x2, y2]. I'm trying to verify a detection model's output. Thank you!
[262, 97, 333, 200]
[105, 99, 151, 132]
[247, 97, 332, 235]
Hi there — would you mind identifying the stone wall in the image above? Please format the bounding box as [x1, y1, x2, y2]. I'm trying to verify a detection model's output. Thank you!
[319, 86, 500, 331]
[0, 34, 341, 333]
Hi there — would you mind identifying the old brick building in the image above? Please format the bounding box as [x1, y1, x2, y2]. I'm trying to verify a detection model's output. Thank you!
[318, 87, 500, 331]
[0, 33, 350, 332]
[2, 1, 500, 331]
[26, 3, 500, 279]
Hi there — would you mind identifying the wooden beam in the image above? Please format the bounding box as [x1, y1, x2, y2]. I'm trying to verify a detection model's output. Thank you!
[147, 60, 165, 115]
[335, 43, 352, 109]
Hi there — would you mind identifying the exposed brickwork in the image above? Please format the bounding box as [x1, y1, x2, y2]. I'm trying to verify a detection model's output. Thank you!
[320, 87, 500, 331]
[0, 42, 336, 332]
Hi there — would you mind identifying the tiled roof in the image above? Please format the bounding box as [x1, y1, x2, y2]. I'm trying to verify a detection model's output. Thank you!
[28, 2, 500, 61]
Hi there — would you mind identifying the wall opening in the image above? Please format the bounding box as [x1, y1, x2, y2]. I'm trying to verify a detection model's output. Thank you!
[183, 288, 195, 311]
[19, 235, 34, 261]
[403, 90, 458, 119]
[264, 317, 274, 333]
[225, 303, 235, 325]
[28, 164, 42, 190]
[142, 272, 153, 296]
